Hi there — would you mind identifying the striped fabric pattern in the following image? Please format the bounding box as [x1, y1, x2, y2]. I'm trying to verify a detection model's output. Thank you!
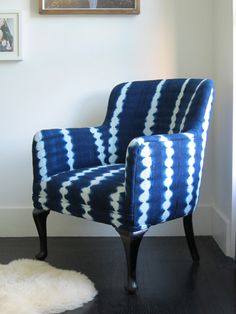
[32, 79, 214, 232]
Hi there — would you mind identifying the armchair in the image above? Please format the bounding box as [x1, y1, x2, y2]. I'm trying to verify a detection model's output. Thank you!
[32, 79, 214, 293]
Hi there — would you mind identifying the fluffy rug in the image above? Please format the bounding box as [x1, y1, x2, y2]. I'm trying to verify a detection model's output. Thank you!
[0, 259, 97, 314]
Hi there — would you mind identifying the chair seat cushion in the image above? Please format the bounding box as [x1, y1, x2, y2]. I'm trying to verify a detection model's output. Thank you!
[33, 164, 127, 228]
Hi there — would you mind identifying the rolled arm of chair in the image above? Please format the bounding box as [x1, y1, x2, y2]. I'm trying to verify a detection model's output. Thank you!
[32, 126, 108, 182]
[124, 131, 205, 230]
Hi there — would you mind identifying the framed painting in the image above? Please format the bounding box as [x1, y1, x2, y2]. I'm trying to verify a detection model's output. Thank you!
[0, 11, 22, 61]
[39, 0, 140, 14]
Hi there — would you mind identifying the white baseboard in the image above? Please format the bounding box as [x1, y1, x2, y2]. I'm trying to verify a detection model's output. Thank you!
[0, 206, 212, 237]
[212, 207, 232, 257]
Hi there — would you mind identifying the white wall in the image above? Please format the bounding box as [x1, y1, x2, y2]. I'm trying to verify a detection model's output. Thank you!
[211, 0, 234, 256]
[0, 0, 215, 237]
[233, 0, 236, 258]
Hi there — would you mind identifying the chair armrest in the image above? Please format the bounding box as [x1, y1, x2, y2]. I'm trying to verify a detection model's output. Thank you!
[32, 126, 108, 182]
[124, 131, 205, 231]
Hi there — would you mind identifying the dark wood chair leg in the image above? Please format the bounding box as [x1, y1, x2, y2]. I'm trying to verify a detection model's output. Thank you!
[33, 208, 50, 260]
[183, 214, 200, 262]
[116, 228, 147, 294]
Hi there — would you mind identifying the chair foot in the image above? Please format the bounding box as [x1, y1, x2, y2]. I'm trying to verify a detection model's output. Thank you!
[116, 228, 147, 294]
[33, 208, 50, 260]
[183, 214, 200, 262]
[126, 281, 138, 295]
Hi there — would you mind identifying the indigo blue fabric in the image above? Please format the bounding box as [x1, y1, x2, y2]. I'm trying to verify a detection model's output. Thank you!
[32, 79, 214, 232]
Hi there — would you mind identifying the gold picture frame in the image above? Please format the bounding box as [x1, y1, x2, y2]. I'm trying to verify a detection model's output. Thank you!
[39, 0, 140, 14]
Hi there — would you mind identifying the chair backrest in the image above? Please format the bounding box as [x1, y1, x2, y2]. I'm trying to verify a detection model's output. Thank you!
[102, 79, 214, 164]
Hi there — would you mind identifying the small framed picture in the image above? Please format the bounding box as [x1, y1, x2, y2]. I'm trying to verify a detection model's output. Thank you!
[39, 0, 140, 14]
[0, 11, 22, 61]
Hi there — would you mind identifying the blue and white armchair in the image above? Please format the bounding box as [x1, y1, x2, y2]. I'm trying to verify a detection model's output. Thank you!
[32, 79, 214, 293]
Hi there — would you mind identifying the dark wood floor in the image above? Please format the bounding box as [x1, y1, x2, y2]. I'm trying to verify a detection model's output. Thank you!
[0, 237, 235, 314]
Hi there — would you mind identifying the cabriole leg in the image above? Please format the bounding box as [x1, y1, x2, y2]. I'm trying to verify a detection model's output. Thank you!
[33, 208, 50, 260]
[183, 214, 200, 262]
[116, 228, 147, 294]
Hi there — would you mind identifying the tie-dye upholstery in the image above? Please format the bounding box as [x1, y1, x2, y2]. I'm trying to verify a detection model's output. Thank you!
[32, 79, 214, 232]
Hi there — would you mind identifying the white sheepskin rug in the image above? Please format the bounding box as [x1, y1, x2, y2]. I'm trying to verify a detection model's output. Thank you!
[0, 259, 97, 314]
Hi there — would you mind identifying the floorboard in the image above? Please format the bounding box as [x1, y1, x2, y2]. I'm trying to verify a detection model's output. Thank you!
[0, 237, 235, 314]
